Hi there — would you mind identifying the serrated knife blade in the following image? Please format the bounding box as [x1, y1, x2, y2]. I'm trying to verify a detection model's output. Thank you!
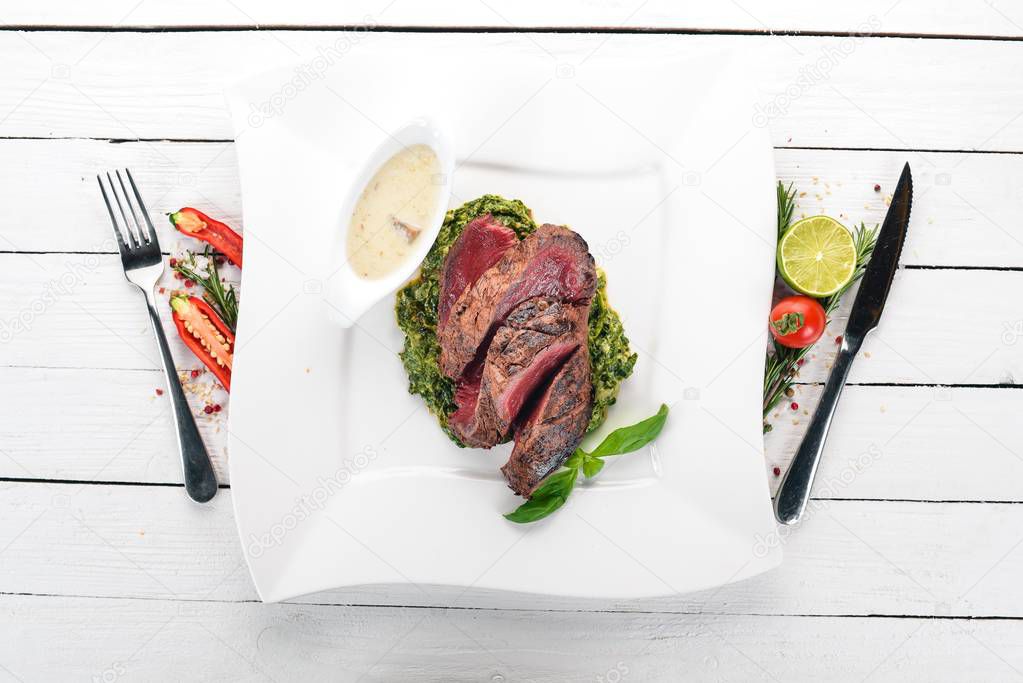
[845, 163, 913, 338]
[774, 163, 913, 525]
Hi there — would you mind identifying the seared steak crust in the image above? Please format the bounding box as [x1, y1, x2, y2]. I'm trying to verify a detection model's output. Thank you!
[439, 224, 596, 382]
[437, 223, 597, 496]
[502, 345, 593, 497]
[449, 298, 584, 448]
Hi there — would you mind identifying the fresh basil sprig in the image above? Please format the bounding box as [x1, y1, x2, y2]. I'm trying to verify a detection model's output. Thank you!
[503, 404, 669, 524]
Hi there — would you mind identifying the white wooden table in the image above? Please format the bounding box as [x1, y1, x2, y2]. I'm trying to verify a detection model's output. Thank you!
[2, 3, 1023, 680]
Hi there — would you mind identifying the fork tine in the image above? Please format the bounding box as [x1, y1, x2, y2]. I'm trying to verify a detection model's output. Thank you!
[97, 174, 131, 257]
[124, 168, 159, 249]
[112, 170, 145, 248]
[106, 171, 141, 248]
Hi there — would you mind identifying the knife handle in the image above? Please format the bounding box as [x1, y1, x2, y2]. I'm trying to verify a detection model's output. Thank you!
[774, 335, 862, 525]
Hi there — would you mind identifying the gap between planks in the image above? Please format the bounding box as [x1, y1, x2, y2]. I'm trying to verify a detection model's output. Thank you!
[3, 25, 1023, 43]
[7, 474, 1023, 507]
[4, 588, 1023, 621]
[2, 363, 1019, 389]
[7, 135, 1023, 156]
[0, 250, 1017, 273]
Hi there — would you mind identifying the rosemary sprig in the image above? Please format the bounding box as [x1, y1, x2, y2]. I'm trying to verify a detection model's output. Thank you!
[171, 246, 239, 332]
[777, 181, 796, 237]
[763, 182, 879, 432]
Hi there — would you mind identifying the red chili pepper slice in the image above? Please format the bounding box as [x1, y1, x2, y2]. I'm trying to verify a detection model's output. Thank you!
[170, 295, 234, 391]
[169, 207, 243, 267]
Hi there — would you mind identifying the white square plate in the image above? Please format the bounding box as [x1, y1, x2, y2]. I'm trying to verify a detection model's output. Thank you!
[226, 37, 781, 603]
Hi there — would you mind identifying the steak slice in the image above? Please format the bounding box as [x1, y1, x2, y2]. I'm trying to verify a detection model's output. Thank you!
[439, 224, 597, 382]
[449, 298, 584, 448]
[502, 343, 593, 497]
[437, 214, 517, 330]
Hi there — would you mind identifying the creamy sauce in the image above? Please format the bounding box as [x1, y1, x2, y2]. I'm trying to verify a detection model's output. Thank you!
[346, 144, 441, 279]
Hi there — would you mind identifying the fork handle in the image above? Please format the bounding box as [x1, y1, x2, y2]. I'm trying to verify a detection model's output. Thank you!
[145, 295, 219, 503]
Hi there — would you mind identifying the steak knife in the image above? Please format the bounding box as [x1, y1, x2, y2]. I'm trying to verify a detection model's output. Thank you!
[774, 163, 913, 525]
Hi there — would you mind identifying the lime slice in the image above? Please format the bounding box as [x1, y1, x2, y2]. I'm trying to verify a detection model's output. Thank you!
[777, 216, 857, 297]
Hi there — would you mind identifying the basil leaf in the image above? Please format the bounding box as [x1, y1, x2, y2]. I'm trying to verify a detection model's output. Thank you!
[503, 493, 569, 524]
[502, 404, 670, 523]
[503, 468, 577, 523]
[588, 404, 669, 459]
[563, 450, 585, 471]
[582, 454, 604, 478]
[529, 467, 577, 500]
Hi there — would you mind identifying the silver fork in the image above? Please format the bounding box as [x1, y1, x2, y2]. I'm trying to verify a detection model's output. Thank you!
[97, 169, 219, 503]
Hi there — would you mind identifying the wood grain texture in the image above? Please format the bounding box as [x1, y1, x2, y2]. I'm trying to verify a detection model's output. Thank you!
[2, 594, 1023, 682]
[2, 32, 1023, 150]
[3, 367, 1020, 505]
[0, 252, 1018, 384]
[0, 15, 1020, 678]
[5, 0, 1023, 37]
[5, 140, 1023, 268]
[0, 366, 230, 485]
[2, 484, 1023, 619]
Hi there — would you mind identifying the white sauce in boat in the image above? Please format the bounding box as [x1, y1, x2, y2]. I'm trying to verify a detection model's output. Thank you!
[346, 144, 441, 280]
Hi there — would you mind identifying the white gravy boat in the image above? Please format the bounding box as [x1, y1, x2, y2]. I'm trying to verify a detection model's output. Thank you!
[326, 117, 454, 328]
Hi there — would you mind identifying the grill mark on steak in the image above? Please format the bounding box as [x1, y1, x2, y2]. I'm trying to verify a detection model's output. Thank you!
[501, 344, 593, 497]
[437, 214, 517, 331]
[448, 298, 584, 448]
[439, 224, 597, 383]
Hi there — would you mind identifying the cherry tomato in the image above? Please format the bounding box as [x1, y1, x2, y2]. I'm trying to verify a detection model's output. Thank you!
[769, 295, 826, 349]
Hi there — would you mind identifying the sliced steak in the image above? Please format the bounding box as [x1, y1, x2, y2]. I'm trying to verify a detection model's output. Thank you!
[437, 214, 517, 330]
[502, 343, 593, 497]
[449, 298, 584, 448]
[439, 224, 597, 382]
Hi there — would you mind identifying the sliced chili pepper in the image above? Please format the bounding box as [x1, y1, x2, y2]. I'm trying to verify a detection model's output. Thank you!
[169, 207, 243, 267]
[170, 295, 234, 391]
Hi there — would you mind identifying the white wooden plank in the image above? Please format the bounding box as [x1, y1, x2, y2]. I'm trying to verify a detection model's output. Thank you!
[774, 149, 1023, 269]
[793, 267, 1023, 386]
[767, 266, 1023, 387]
[2, 32, 1023, 150]
[2, 594, 1022, 682]
[0, 139, 244, 256]
[2, 483, 1023, 619]
[0, 253, 236, 372]
[765, 384, 1023, 501]
[6, 0, 1022, 37]
[5, 139, 1021, 268]
[3, 367, 1020, 505]
[0, 367, 230, 485]
[0, 253, 1017, 384]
